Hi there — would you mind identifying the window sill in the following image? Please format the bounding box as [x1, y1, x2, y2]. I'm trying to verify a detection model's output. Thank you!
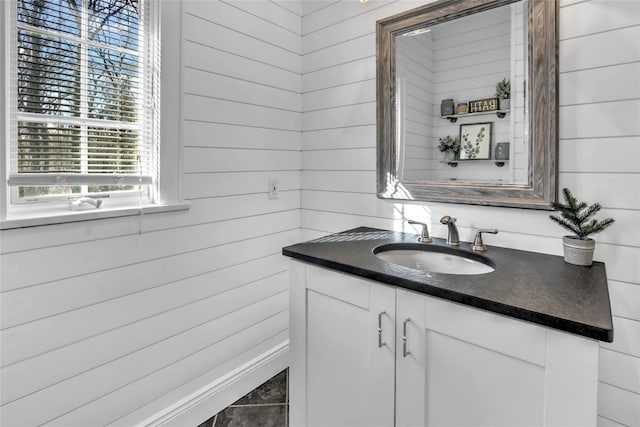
[0, 202, 190, 230]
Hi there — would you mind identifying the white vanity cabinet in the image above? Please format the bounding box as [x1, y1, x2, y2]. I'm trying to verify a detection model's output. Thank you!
[289, 261, 396, 426]
[289, 261, 600, 427]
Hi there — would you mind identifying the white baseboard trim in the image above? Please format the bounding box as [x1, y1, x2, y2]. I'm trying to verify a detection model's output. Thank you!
[136, 340, 289, 427]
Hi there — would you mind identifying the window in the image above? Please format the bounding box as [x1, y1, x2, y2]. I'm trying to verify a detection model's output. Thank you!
[5, 0, 159, 210]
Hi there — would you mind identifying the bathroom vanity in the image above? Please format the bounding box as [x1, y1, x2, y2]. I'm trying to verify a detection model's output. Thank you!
[283, 227, 613, 427]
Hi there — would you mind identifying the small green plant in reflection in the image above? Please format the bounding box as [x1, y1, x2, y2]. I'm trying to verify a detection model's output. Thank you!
[496, 78, 510, 100]
[438, 135, 460, 156]
[461, 126, 485, 159]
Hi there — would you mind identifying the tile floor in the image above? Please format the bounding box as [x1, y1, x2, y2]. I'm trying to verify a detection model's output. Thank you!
[197, 369, 289, 427]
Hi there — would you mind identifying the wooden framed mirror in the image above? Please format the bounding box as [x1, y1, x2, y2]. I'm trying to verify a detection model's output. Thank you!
[376, 0, 558, 209]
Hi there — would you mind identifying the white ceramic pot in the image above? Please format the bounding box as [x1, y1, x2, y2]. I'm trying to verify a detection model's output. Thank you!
[444, 151, 457, 161]
[499, 98, 510, 111]
[562, 236, 595, 266]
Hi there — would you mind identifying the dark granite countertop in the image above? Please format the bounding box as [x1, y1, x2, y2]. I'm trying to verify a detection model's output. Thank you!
[282, 227, 613, 342]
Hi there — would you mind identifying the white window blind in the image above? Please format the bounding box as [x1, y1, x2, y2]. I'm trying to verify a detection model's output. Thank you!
[8, 0, 159, 202]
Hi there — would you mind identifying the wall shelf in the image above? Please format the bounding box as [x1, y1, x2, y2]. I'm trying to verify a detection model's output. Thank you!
[441, 159, 509, 168]
[443, 110, 509, 123]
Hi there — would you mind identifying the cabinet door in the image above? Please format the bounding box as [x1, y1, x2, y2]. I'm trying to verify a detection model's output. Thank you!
[422, 297, 547, 426]
[419, 297, 598, 426]
[290, 263, 395, 427]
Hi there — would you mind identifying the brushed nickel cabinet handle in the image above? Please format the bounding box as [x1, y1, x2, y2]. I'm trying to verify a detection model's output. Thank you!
[378, 311, 386, 348]
[402, 317, 411, 357]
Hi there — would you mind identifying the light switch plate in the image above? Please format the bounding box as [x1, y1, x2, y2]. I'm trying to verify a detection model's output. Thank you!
[269, 179, 279, 199]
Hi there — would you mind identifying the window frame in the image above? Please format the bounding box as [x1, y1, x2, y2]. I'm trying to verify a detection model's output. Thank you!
[0, 0, 187, 229]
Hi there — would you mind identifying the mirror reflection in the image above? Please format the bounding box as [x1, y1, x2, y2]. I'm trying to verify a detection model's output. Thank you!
[395, 1, 528, 185]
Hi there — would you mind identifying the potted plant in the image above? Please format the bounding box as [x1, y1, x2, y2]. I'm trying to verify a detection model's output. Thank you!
[496, 78, 510, 111]
[438, 136, 460, 160]
[549, 188, 615, 266]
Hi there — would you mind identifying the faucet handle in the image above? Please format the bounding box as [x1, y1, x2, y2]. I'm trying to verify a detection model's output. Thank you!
[408, 220, 432, 243]
[472, 229, 498, 252]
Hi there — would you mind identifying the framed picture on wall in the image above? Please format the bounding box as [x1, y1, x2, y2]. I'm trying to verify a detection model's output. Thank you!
[459, 122, 492, 160]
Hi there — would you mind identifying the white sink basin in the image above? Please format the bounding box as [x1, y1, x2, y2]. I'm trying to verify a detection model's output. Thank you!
[374, 244, 495, 275]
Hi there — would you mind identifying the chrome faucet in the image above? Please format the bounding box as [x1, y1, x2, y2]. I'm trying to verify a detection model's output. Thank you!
[408, 219, 432, 243]
[440, 216, 459, 246]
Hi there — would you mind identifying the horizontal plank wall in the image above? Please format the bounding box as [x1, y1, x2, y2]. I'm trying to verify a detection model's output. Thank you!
[395, 29, 434, 181]
[0, 1, 301, 426]
[430, 5, 517, 182]
[300, 1, 640, 426]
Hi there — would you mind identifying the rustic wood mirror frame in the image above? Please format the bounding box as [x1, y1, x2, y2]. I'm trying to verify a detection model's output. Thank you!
[376, 0, 558, 209]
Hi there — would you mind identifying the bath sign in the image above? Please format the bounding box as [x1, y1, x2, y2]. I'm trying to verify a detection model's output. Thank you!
[469, 98, 499, 113]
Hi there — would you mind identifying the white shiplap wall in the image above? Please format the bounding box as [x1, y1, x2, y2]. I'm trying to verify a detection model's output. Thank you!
[396, 33, 434, 180]
[301, 1, 640, 427]
[430, 5, 516, 182]
[0, 1, 301, 425]
[1, 0, 638, 425]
